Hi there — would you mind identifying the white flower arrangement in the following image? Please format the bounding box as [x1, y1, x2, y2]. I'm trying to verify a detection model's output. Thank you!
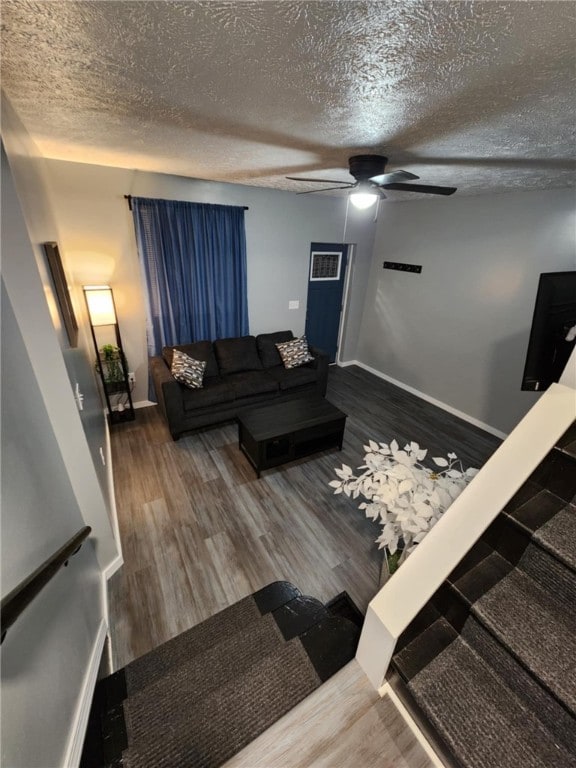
[329, 439, 478, 574]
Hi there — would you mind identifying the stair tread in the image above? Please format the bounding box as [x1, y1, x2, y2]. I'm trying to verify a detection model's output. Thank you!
[409, 636, 576, 768]
[472, 567, 576, 714]
[530, 449, 576, 503]
[272, 595, 329, 640]
[122, 637, 321, 768]
[462, 616, 576, 757]
[532, 501, 576, 571]
[505, 489, 567, 535]
[393, 617, 458, 682]
[123, 583, 298, 695]
[123, 613, 286, 742]
[452, 551, 513, 605]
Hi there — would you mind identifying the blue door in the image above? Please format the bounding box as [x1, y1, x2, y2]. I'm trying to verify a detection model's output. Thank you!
[305, 243, 348, 363]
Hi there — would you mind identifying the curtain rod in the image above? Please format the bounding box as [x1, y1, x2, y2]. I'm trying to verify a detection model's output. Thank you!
[124, 195, 248, 211]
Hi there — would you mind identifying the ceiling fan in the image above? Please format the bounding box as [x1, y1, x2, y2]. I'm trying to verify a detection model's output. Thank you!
[287, 154, 457, 208]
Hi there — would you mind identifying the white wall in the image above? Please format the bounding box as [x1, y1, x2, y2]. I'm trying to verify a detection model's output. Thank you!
[356, 188, 576, 434]
[43, 160, 377, 403]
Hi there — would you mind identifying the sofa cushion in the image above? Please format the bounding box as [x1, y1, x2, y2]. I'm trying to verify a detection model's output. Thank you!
[162, 341, 219, 378]
[171, 349, 206, 389]
[181, 377, 234, 411]
[276, 336, 314, 369]
[267, 365, 318, 391]
[227, 371, 278, 399]
[256, 331, 294, 369]
[214, 336, 263, 375]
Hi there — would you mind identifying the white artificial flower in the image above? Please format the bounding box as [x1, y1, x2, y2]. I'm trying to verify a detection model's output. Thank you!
[331, 440, 478, 572]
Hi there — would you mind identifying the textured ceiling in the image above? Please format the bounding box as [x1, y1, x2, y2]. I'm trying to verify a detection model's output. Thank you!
[2, 1, 575, 200]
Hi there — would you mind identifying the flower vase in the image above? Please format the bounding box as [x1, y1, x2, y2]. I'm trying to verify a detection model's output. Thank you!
[379, 549, 407, 588]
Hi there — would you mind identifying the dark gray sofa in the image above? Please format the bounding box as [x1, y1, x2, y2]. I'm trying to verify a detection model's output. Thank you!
[149, 331, 329, 439]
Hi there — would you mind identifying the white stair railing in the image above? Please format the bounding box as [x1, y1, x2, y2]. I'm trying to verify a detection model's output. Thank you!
[356, 382, 576, 689]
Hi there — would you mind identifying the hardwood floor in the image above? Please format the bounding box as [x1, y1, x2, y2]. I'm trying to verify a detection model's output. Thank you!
[108, 365, 500, 670]
[222, 661, 436, 768]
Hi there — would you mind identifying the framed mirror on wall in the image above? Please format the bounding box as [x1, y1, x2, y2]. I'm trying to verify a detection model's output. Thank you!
[43, 241, 78, 347]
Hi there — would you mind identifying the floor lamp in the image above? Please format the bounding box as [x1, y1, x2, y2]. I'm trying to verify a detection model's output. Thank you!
[83, 285, 135, 424]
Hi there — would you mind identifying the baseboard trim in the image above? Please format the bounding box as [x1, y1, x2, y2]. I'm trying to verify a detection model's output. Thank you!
[102, 419, 124, 629]
[338, 360, 507, 440]
[104, 419, 123, 558]
[103, 553, 123, 581]
[133, 399, 156, 409]
[62, 619, 108, 768]
[379, 682, 445, 768]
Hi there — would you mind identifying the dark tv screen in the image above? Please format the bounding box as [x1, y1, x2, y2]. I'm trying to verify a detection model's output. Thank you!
[521, 271, 576, 391]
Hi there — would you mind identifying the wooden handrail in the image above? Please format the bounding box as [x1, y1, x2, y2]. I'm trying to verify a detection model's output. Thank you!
[1, 526, 92, 643]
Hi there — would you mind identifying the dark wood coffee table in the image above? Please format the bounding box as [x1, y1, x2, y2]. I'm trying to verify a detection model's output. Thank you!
[238, 397, 347, 477]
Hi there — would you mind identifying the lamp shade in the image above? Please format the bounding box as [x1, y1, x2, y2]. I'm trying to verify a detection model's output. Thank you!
[84, 285, 117, 326]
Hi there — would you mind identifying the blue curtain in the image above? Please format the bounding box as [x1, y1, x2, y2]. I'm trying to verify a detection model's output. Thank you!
[131, 197, 249, 356]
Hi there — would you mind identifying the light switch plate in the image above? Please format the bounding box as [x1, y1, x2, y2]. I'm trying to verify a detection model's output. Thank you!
[289, 300, 300, 310]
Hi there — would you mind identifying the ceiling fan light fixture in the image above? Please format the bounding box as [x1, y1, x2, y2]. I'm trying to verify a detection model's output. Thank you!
[349, 191, 379, 209]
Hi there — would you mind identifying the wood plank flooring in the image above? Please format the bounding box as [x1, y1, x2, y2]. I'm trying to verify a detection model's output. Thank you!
[108, 365, 500, 670]
[222, 660, 436, 768]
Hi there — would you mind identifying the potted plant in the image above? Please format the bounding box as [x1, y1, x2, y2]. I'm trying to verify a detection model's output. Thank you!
[329, 439, 478, 581]
[97, 344, 126, 393]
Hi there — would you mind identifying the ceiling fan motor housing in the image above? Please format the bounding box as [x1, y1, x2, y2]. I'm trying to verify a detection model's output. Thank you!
[349, 154, 387, 181]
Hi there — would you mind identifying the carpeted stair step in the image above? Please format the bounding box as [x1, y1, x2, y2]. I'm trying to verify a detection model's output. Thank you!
[407, 631, 576, 768]
[471, 563, 576, 715]
[529, 444, 576, 504]
[532, 498, 576, 571]
[517, 539, 576, 605]
[122, 612, 287, 747]
[451, 551, 513, 606]
[461, 615, 576, 757]
[271, 595, 330, 640]
[504, 489, 568, 537]
[393, 617, 458, 683]
[122, 636, 322, 768]
[85, 583, 362, 768]
[300, 615, 361, 682]
[107, 581, 301, 701]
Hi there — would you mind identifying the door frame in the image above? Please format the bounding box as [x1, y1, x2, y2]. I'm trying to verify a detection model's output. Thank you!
[334, 243, 354, 365]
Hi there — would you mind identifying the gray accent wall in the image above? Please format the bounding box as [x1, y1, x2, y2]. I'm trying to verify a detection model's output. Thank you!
[2, 99, 119, 569]
[356, 188, 576, 434]
[43, 160, 377, 403]
[1, 101, 119, 766]
[1, 282, 103, 768]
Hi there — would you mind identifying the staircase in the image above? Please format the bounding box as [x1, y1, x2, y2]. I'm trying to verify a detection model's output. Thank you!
[81, 582, 363, 768]
[390, 421, 576, 768]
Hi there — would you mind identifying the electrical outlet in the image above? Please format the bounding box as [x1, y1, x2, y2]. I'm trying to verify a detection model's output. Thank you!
[128, 372, 136, 384]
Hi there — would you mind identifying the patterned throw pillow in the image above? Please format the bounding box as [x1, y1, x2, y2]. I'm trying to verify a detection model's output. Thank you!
[275, 336, 314, 369]
[171, 348, 206, 389]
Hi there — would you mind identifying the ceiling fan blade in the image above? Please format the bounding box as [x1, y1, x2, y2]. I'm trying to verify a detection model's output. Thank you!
[287, 176, 353, 185]
[369, 170, 419, 185]
[296, 185, 356, 195]
[382, 183, 457, 196]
